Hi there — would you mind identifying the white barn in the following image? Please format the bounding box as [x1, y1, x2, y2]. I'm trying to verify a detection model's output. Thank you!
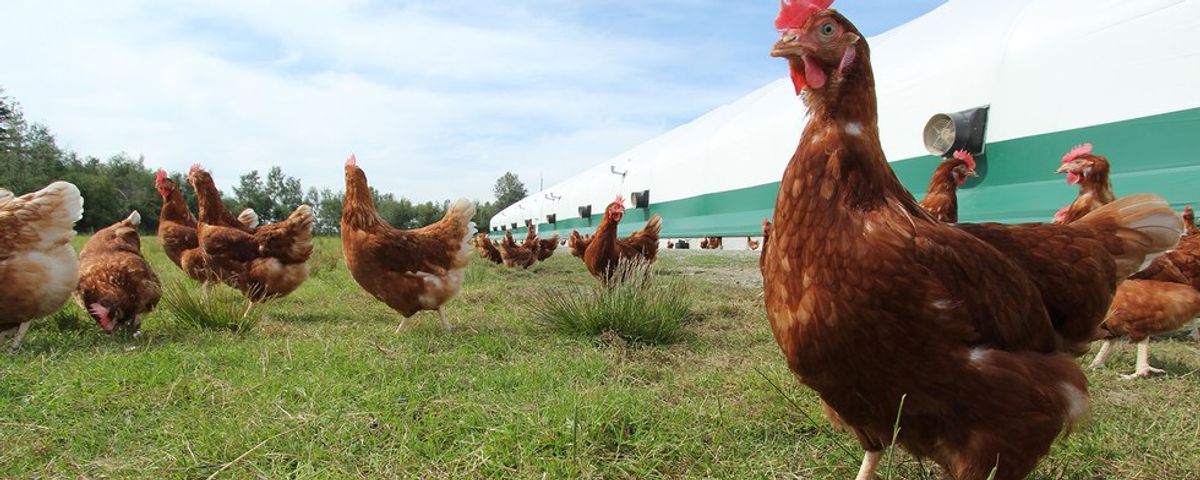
[491, 0, 1200, 250]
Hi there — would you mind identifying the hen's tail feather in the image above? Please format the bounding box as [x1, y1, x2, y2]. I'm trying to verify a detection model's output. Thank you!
[441, 198, 477, 261]
[289, 205, 314, 224]
[1075, 194, 1183, 278]
[33, 181, 85, 227]
[8, 182, 84, 249]
[642, 214, 663, 237]
[238, 208, 260, 229]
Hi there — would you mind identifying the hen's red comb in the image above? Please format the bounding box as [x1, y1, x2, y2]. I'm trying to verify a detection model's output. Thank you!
[614, 195, 626, 206]
[346, 154, 357, 167]
[189, 164, 203, 175]
[155, 169, 167, 183]
[952, 150, 976, 170]
[1062, 144, 1093, 164]
[776, 0, 834, 31]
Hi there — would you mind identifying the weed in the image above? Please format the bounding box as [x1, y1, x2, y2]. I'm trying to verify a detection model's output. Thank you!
[528, 259, 696, 345]
[160, 281, 265, 333]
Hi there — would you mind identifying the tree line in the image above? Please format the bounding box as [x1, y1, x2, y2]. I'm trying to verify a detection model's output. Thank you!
[0, 88, 527, 234]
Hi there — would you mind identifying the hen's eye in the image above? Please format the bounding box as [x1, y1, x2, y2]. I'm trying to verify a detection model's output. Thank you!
[819, 23, 837, 38]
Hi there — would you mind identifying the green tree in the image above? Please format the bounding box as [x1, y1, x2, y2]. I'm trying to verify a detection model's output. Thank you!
[307, 187, 343, 235]
[265, 166, 304, 222]
[233, 170, 273, 222]
[493, 172, 527, 211]
[0, 86, 458, 236]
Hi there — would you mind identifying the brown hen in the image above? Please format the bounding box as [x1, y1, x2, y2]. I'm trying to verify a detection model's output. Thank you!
[0, 182, 83, 350]
[919, 150, 977, 223]
[1053, 144, 1114, 224]
[581, 196, 661, 280]
[499, 230, 536, 269]
[536, 234, 560, 261]
[341, 155, 475, 331]
[568, 230, 591, 259]
[1090, 279, 1200, 378]
[76, 211, 161, 334]
[189, 166, 314, 303]
[763, 4, 1181, 480]
[155, 170, 219, 284]
[475, 233, 503, 265]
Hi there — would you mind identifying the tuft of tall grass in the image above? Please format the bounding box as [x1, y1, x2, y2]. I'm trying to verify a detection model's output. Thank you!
[161, 282, 265, 333]
[527, 259, 696, 345]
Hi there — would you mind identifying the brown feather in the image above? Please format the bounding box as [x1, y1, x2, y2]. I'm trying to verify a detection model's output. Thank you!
[581, 207, 661, 280]
[340, 162, 475, 317]
[1100, 279, 1200, 341]
[190, 166, 314, 301]
[0, 182, 82, 337]
[762, 10, 1180, 480]
[1054, 155, 1114, 224]
[474, 234, 503, 264]
[77, 213, 161, 332]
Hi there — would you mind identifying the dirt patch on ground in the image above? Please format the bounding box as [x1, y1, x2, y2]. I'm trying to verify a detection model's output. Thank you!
[656, 250, 763, 290]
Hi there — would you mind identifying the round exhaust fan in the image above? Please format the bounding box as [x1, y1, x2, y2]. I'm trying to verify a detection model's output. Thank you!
[922, 107, 989, 157]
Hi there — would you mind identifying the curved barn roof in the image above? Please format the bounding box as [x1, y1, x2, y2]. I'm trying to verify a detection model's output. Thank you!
[493, 0, 1200, 235]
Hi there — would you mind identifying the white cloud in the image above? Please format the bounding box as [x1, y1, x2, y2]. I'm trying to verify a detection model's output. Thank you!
[1, 0, 776, 201]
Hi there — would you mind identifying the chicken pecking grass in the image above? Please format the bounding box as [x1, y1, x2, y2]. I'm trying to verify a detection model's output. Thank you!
[528, 258, 696, 345]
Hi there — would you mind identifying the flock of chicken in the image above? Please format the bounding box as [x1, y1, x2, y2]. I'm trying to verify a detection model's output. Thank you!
[0, 154, 672, 348]
[1, 1, 1197, 478]
[474, 195, 663, 280]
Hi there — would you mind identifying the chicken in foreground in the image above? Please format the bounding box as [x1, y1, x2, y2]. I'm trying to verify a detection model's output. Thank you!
[475, 233, 503, 265]
[581, 196, 662, 280]
[919, 150, 977, 223]
[1053, 143, 1114, 224]
[499, 230, 536, 269]
[189, 165, 314, 302]
[764, 3, 1181, 479]
[76, 211, 161, 334]
[0, 181, 84, 350]
[1090, 279, 1200, 378]
[341, 155, 475, 332]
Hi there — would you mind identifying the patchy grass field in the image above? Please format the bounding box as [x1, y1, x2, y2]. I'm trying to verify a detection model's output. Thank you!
[2, 237, 1199, 479]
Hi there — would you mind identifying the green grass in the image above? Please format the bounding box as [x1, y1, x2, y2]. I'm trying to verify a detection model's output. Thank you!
[160, 281, 266, 333]
[529, 259, 696, 345]
[2, 237, 1199, 478]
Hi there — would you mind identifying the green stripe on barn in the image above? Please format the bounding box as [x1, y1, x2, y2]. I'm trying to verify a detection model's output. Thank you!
[499, 107, 1200, 240]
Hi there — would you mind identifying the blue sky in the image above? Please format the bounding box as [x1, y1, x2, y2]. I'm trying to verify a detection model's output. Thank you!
[2, 0, 945, 201]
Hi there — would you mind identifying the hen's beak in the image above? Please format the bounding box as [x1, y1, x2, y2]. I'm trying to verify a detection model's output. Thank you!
[967, 169, 979, 178]
[1055, 163, 1071, 174]
[771, 30, 814, 58]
